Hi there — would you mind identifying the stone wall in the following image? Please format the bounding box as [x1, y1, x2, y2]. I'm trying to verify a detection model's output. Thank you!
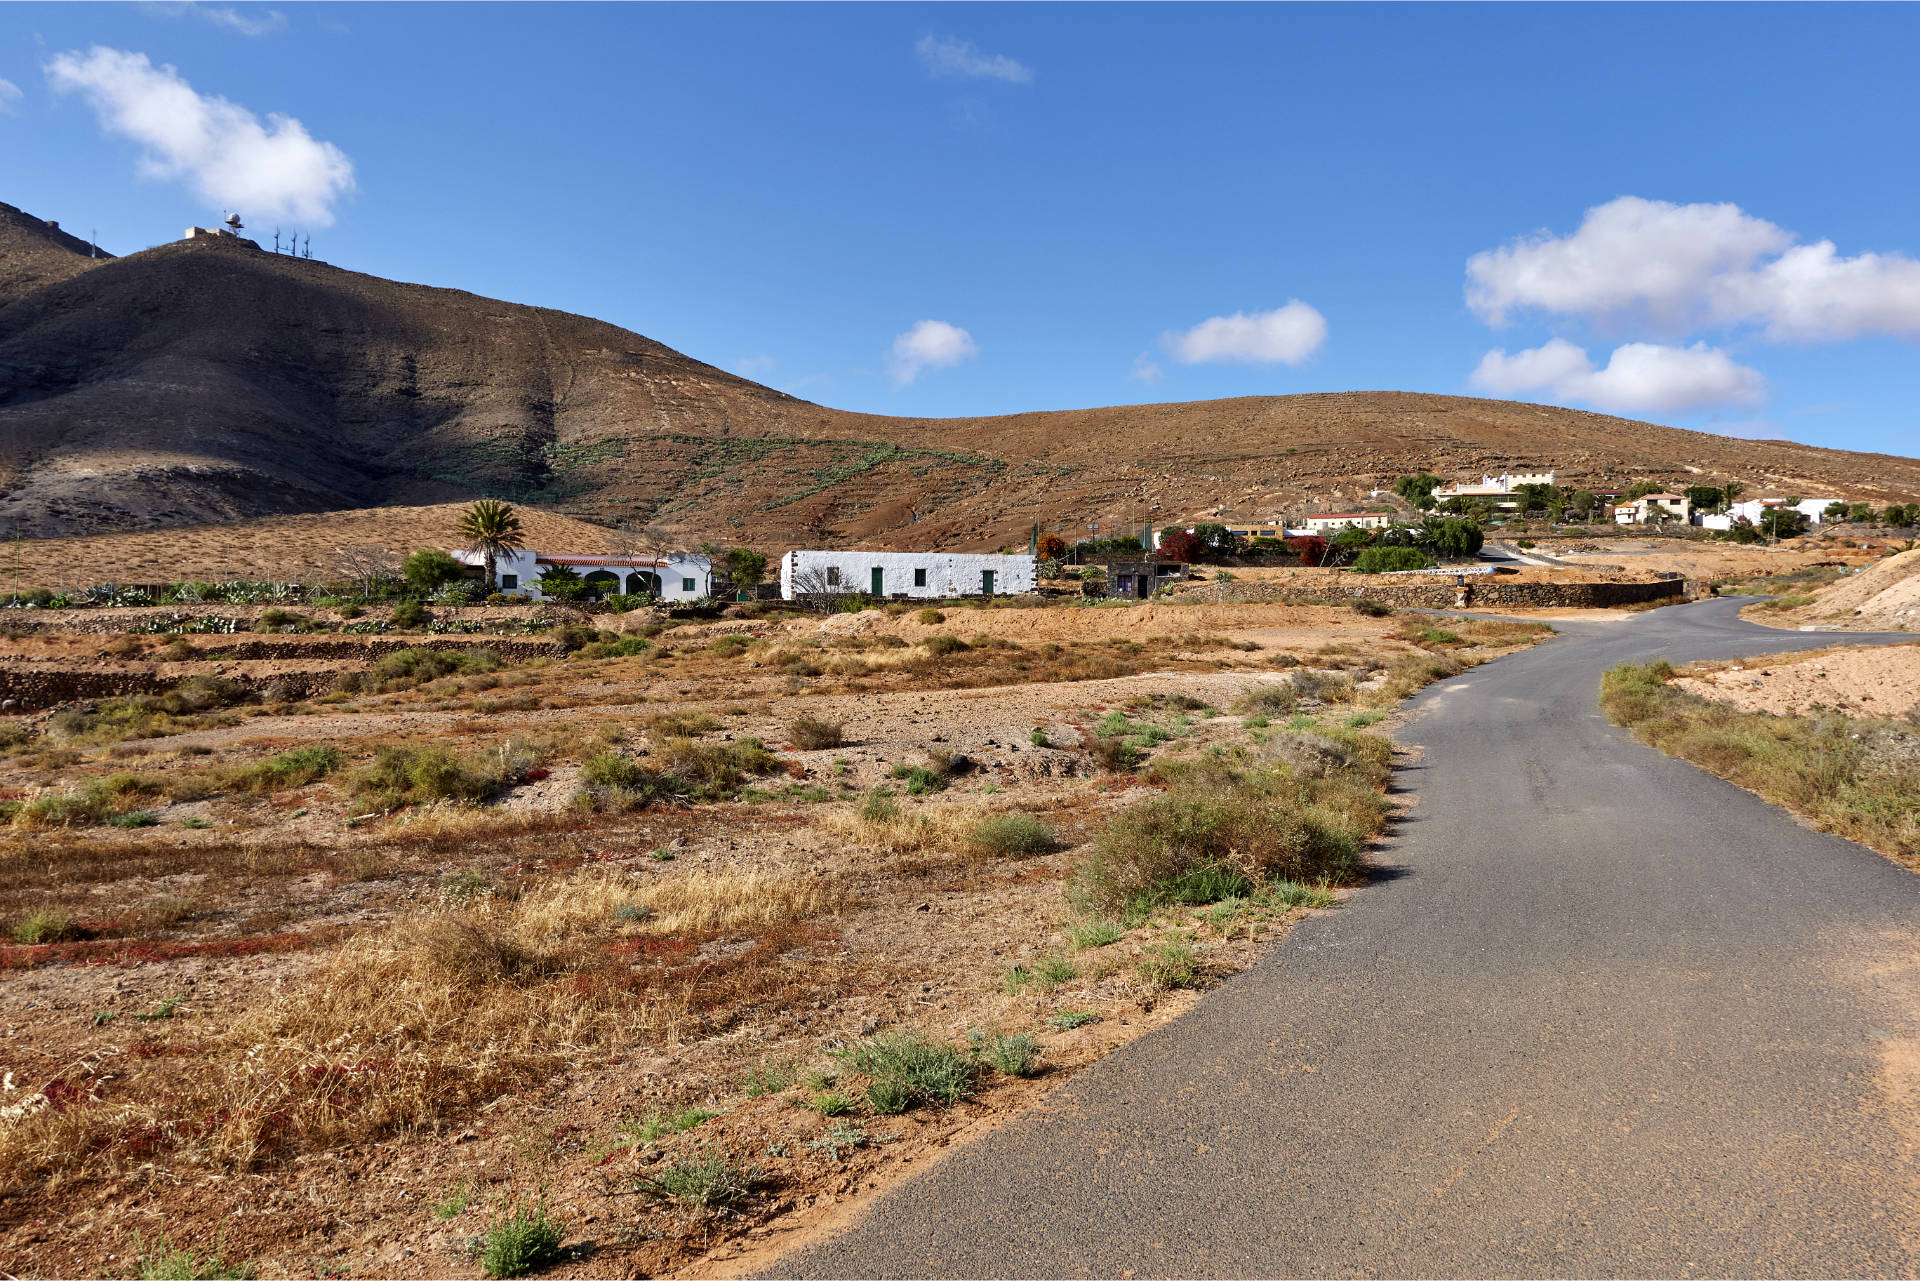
[0, 667, 343, 711]
[1188, 577, 1690, 610]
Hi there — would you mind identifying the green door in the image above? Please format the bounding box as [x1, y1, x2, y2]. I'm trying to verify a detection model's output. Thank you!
[981, 569, 995, 596]
[871, 566, 884, 595]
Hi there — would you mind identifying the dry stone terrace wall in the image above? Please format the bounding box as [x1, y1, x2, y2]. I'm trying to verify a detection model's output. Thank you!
[0, 666, 342, 711]
[1188, 577, 1690, 610]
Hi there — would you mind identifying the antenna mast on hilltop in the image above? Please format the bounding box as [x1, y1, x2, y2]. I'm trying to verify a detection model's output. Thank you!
[302, 232, 310, 259]
[273, 227, 281, 253]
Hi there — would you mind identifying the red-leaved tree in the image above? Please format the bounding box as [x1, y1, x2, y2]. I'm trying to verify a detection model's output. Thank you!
[1035, 533, 1068, 561]
[1159, 530, 1204, 562]
[1285, 535, 1328, 567]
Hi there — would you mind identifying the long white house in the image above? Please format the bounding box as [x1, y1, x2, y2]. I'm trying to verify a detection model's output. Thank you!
[779, 550, 1037, 600]
[453, 549, 712, 602]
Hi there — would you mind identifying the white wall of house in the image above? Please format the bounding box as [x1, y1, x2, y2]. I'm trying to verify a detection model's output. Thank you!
[1726, 498, 1833, 525]
[779, 550, 1037, 600]
[452, 549, 711, 602]
[1303, 512, 1394, 532]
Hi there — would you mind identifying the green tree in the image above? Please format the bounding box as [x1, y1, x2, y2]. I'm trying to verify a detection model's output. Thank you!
[1824, 500, 1853, 521]
[457, 499, 524, 590]
[1759, 508, 1809, 538]
[1191, 522, 1236, 555]
[1722, 480, 1745, 506]
[1352, 546, 1433, 574]
[536, 563, 587, 600]
[1512, 482, 1556, 515]
[402, 548, 465, 593]
[1685, 486, 1726, 512]
[1420, 516, 1485, 559]
[723, 547, 768, 591]
[1849, 502, 1875, 523]
[1623, 481, 1665, 501]
[1394, 473, 1444, 509]
[1567, 490, 1599, 519]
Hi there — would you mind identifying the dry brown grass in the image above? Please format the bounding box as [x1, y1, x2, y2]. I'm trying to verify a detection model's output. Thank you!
[0, 865, 843, 1187]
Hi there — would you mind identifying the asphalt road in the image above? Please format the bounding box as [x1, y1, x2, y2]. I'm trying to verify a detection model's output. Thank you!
[776, 598, 1920, 1278]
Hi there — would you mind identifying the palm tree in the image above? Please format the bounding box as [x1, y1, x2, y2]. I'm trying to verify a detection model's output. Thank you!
[457, 499, 523, 590]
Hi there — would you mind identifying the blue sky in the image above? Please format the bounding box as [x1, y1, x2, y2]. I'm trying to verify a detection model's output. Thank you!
[5, 3, 1920, 456]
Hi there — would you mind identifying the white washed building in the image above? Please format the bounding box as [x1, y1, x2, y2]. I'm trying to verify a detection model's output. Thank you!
[453, 549, 712, 602]
[779, 550, 1037, 600]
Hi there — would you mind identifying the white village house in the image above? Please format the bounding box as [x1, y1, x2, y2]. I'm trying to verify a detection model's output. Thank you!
[779, 550, 1037, 601]
[1301, 511, 1395, 534]
[1613, 492, 1692, 524]
[1696, 497, 1839, 531]
[453, 548, 713, 602]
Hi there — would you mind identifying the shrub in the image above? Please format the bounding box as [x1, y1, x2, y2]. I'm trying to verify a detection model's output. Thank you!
[969, 812, 1057, 856]
[581, 750, 643, 788]
[1138, 937, 1200, 989]
[107, 809, 160, 828]
[917, 608, 945, 624]
[1047, 1010, 1100, 1030]
[1029, 727, 1050, 748]
[1234, 684, 1298, 715]
[232, 745, 340, 791]
[833, 1030, 974, 1112]
[390, 598, 429, 628]
[890, 764, 948, 795]
[739, 1061, 797, 1098]
[1068, 918, 1124, 950]
[11, 907, 76, 945]
[645, 710, 721, 738]
[923, 635, 970, 657]
[975, 1030, 1040, 1077]
[809, 1091, 854, 1116]
[477, 1196, 566, 1279]
[645, 1150, 755, 1208]
[857, 786, 900, 822]
[788, 715, 846, 750]
[1033, 954, 1077, 984]
[1351, 546, 1433, 574]
[1070, 758, 1380, 914]
[578, 634, 652, 659]
[1348, 598, 1394, 617]
[1084, 735, 1138, 773]
[350, 745, 496, 810]
[130, 1231, 253, 1280]
[656, 736, 778, 795]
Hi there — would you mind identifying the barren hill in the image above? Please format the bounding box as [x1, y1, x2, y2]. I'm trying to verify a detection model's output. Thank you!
[5, 201, 1919, 550]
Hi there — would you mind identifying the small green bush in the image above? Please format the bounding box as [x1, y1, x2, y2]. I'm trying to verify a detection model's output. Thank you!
[1029, 727, 1050, 748]
[917, 608, 945, 624]
[891, 763, 948, 795]
[788, 715, 845, 750]
[131, 1231, 253, 1280]
[477, 1196, 566, 1279]
[857, 786, 900, 822]
[1351, 546, 1433, 574]
[974, 1030, 1041, 1077]
[1138, 937, 1200, 989]
[1068, 918, 1123, 950]
[1046, 1010, 1100, 1030]
[350, 744, 495, 810]
[11, 907, 76, 945]
[809, 1090, 854, 1116]
[833, 1030, 974, 1112]
[969, 812, 1056, 856]
[645, 1150, 755, 1208]
[922, 635, 970, 657]
[389, 598, 429, 629]
[231, 744, 340, 791]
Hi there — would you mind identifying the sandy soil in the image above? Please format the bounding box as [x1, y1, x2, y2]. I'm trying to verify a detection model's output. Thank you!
[1764, 548, 1920, 632]
[1674, 641, 1920, 719]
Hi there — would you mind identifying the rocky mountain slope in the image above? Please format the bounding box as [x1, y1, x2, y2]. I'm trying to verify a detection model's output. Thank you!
[5, 200, 1919, 549]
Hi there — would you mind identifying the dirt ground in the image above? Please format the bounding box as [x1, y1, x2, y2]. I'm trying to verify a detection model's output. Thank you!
[0, 591, 1565, 1279]
[1673, 641, 1920, 720]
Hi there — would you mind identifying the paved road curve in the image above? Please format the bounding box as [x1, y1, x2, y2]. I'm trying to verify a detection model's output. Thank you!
[778, 599, 1920, 1278]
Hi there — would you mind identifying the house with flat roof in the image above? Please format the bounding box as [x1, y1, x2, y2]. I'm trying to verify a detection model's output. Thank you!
[1302, 512, 1395, 533]
[453, 549, 712, 602]
[779, 550, 1036, 600]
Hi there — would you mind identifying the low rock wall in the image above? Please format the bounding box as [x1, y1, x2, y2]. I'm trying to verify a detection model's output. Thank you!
[0, 667, 342, 711]
[1188, 577, 1690, 610]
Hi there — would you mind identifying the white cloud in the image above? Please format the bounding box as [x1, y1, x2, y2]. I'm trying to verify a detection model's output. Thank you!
[1470, 338, 1766, 416]
[0, 79, 21, 113]
[1162, 301, 1327, 366]
[886, 320, 978, 386]
[916, 35, 1033, 84]
[1466, 195, 1920, 341]
[1127, 353, 1164, 384]
[733, 354, 775, 377]
[46, 46, 353, 225]
[142, 3, 287, 37]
